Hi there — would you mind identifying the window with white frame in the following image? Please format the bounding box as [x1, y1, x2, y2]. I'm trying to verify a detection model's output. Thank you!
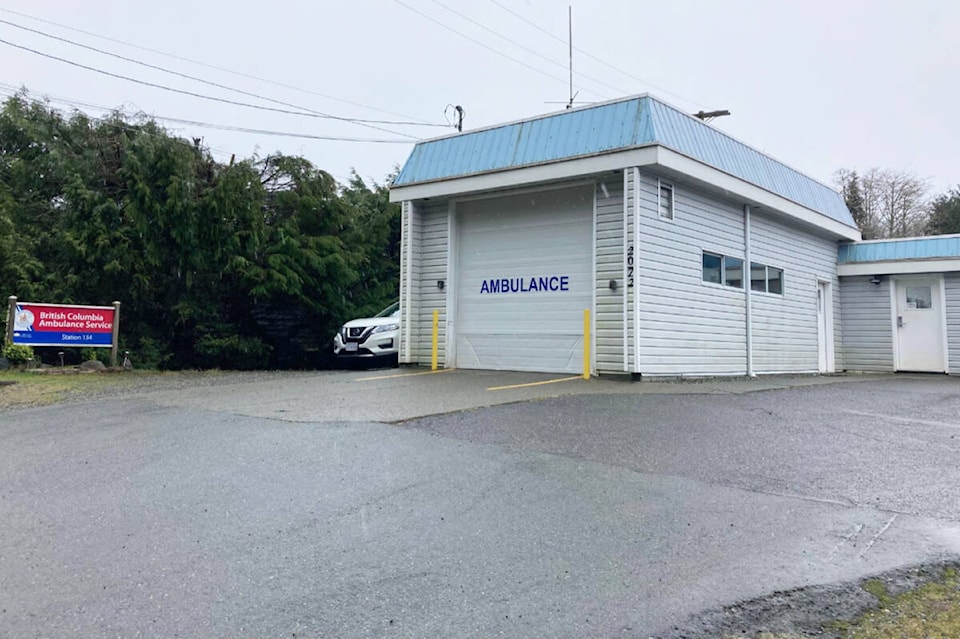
[702, 251, 744, 289]
[658, 180, 674, 220]
[749, 262, 784, 295]
[724, 256, 743, 289]
[702, 252, 722, 284]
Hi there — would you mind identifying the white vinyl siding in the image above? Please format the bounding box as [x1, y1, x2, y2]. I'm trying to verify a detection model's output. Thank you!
[839, 276, 895, 372]
[946, 273, 960, 373]
[634, 171, 747, 376]
[399, 200, 448, 366]
[750, 212, 840, 373]
[594, 174, 625, 373]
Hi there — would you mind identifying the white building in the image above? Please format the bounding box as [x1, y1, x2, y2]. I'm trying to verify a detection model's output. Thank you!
[839, 236, 960, 373]
[389, 94, 868, 377]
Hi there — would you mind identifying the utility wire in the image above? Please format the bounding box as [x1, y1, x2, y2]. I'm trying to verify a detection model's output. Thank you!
[392, 0, 605, 100]
[0, 85, 416, 144]
[0, 21, 433, 137]
[485, 0, 702, 110]
[0, 87, 230, 164]
[0, 36, 422, 139]
[0, 6, 436, 125]
[135, 117, 416, 144]
[0, 89, 361, 184]
[0, 17, 449, 130]
[0, 87, 385, 185]
[425, 0, 628, 97]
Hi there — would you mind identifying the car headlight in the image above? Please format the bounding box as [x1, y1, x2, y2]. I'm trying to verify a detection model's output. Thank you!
[372, 323, 399, 334]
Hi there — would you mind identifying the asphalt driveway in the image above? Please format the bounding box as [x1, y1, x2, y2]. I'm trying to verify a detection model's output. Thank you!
[1, 373, 959, 637]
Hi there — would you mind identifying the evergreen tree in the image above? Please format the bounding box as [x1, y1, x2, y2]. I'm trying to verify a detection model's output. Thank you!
[926, 187, 960, 235]
[0, 96, 401, 369]
[841, 171, 867, 233]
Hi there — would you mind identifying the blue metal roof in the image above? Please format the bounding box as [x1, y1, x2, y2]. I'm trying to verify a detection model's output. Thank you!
[838, 236, 960, 263]
[393, 95, 855, 228]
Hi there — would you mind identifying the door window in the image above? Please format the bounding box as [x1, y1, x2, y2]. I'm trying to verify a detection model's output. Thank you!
[905, 286, 932, 310]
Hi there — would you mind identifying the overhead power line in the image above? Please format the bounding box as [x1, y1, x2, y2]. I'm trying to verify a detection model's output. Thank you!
[0, 37, 423, 139]
[0, 6, 435, 125]
[0, 17, 449, 130]
[484, 0, 702, 110]
[0, 86, 235, 159]
[424, 0, 628, 97]
[0, 84, 416, 144]
[138, 117, 416, 144]
[0, 21, 446, 139]
[392, 0, 605, 100]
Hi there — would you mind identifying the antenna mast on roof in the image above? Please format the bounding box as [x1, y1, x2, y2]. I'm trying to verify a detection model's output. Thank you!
[546, 6, 585, 108]
[566, 6, 577, 109]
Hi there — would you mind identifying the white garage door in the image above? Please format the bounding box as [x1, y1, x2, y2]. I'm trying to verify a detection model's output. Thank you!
[455, 185, 593, 373]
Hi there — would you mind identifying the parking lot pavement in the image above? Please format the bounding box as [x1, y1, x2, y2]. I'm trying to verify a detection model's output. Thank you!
[138, 366, 889, 423]
[2, 374, 959, 638]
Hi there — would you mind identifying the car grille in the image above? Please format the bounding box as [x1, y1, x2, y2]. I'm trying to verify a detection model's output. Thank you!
[348, 326, 366, 339]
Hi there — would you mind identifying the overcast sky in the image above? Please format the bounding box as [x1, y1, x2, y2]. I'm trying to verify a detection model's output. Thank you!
[1, 0, 957, 194]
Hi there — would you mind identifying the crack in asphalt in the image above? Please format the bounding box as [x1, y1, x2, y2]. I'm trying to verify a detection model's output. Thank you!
[841, 408, 960, 430]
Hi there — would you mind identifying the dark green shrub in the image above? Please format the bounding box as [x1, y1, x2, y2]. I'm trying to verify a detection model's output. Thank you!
[1, 342, 34, 365]
[194, 335, 273, 371]
[130, 336, 168, 370]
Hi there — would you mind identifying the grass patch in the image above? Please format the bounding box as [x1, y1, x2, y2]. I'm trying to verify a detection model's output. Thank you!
[0, 370, 118, 409]
[838, 568, 960, 638]
[724, 567, 960, 639]
[0, 369, 172, 410]
[0, 369, 241, 411]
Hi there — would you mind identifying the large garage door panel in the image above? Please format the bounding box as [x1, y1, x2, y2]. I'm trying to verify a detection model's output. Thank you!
[456, 335, 586, 373]
[456, 186, 592, 374]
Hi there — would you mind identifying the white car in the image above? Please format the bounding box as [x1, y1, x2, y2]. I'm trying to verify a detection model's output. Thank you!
[333, 301, 400, 367]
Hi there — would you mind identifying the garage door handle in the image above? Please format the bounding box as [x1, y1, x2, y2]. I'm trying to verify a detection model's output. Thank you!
[897, 315, 904, 328]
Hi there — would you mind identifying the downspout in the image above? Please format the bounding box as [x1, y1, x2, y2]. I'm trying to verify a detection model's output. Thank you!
[633, 167, 641, 376]
[744, 204, 755, 377]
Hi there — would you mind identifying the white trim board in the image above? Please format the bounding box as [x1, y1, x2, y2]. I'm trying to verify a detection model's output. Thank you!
[391, 146, 860, 242]
[941, 277, 950, 374]
[839, 260, 960, 277]
[391, 148, 657, 202]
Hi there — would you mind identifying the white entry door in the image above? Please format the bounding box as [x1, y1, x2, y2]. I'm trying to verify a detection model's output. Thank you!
[895, 278, 946, 372]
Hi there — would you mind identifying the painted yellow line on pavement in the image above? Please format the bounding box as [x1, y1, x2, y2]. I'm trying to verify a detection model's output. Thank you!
[356, 368, 455, 382]
[487, 376, 583, 391]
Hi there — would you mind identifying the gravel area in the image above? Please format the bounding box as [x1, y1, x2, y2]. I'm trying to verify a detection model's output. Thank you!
[665, 561, 960, 638]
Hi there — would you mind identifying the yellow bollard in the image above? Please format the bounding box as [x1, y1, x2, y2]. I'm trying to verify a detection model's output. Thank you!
[583, 309, 590, 380]
[431, 309, 439, 371]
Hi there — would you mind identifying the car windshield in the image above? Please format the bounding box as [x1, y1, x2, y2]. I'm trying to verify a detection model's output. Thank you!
[375, 301, 400, 318]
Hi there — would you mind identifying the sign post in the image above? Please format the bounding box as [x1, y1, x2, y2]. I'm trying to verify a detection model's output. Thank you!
[6, 296, 15, 344]
[110, 301, 121, 367]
